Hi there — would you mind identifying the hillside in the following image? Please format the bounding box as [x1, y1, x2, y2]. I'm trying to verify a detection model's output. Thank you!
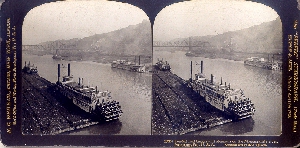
[193, 17, 282, 53]
[157, 17, 282, 60]
[26, 20, 152, 63]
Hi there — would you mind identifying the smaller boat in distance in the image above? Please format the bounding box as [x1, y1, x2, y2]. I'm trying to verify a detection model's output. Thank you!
[244, 54, 282, 70]
[155, 58, 171, 71]
[111, 56, 146, 73]
[52, 49, 63, 60]
[22, 61, 38, 74]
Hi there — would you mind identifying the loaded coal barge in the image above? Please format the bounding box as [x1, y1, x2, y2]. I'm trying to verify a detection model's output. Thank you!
[188, 61, 255, 121]
[56, 63, 123, 121]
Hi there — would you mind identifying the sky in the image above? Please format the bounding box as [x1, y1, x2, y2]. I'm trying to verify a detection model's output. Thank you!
[154, 0, 280, 41]
[22, 0, 148, 45]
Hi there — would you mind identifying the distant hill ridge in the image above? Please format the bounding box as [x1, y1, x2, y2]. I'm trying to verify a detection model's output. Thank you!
[165, 17, 282, 54]
[39, 19, 152, 56]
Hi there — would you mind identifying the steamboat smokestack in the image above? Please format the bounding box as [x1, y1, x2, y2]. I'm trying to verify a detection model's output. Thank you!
[78, 77, 81, 85]
[221, 77, 223, 85]
[211, 74, 213, 84]
[191, 61, 193, 80]
[25, 61, 26, 66]
[201, 61, 203, 73]
[139, 56, 141, 65]
[58, 64, 60, 82]
[68, 63, 70, 76]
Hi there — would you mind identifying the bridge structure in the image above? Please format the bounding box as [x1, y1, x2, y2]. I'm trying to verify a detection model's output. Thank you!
[22, 41, 76, 52]
[153, 37, 210, 50]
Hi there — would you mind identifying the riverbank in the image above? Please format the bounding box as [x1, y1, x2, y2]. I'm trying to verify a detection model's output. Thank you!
[23, 51, 152, 65]
[185, 51, 282, 62]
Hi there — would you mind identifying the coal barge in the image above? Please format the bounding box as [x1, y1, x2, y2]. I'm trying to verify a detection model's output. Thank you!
[22, 62, 98, 135]
[152, 59, 233, 135]
[56, 63, 122, 122]
[22, 62, 123, 135]
[188, 61, 255, 121]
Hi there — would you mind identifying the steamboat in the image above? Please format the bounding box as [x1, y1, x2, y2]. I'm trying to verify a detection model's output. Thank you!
[111, 56, 146, 73]
[52, 49, 63, 60]
[244, 54, 282, 70]
[56, 63, 122, 121]
[23, 61, 38, 74]
[188, 61, 255, 121]
[155, 58, 171, 71]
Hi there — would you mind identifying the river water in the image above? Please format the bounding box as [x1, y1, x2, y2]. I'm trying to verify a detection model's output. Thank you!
[22, 54, 152, 135]
[154, 49, 282, 136]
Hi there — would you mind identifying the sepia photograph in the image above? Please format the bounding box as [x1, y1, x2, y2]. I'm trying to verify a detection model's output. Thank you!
[0, 0, 299, 147]
[152, 0, 282, 135]
[21, 0, 152, 135]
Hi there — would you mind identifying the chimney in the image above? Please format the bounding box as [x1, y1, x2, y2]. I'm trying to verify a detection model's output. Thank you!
[225, 82, 227, 86]
[58, 64, 60, 82]
[201, 61, 203, 73]
[68, 63, 70, 76]
[82, 78, 84, 88]
[78, 77, 81, 85]
[25, 61, 26, 66]
[211, 74, 213, 83]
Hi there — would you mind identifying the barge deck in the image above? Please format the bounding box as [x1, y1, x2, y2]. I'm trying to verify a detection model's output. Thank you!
[22, 73, 100, 135]
[152, 70, 232, 135]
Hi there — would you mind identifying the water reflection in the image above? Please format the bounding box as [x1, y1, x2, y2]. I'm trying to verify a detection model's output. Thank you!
[219, 118, 255, 135]
[188, 118, 255, 135]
